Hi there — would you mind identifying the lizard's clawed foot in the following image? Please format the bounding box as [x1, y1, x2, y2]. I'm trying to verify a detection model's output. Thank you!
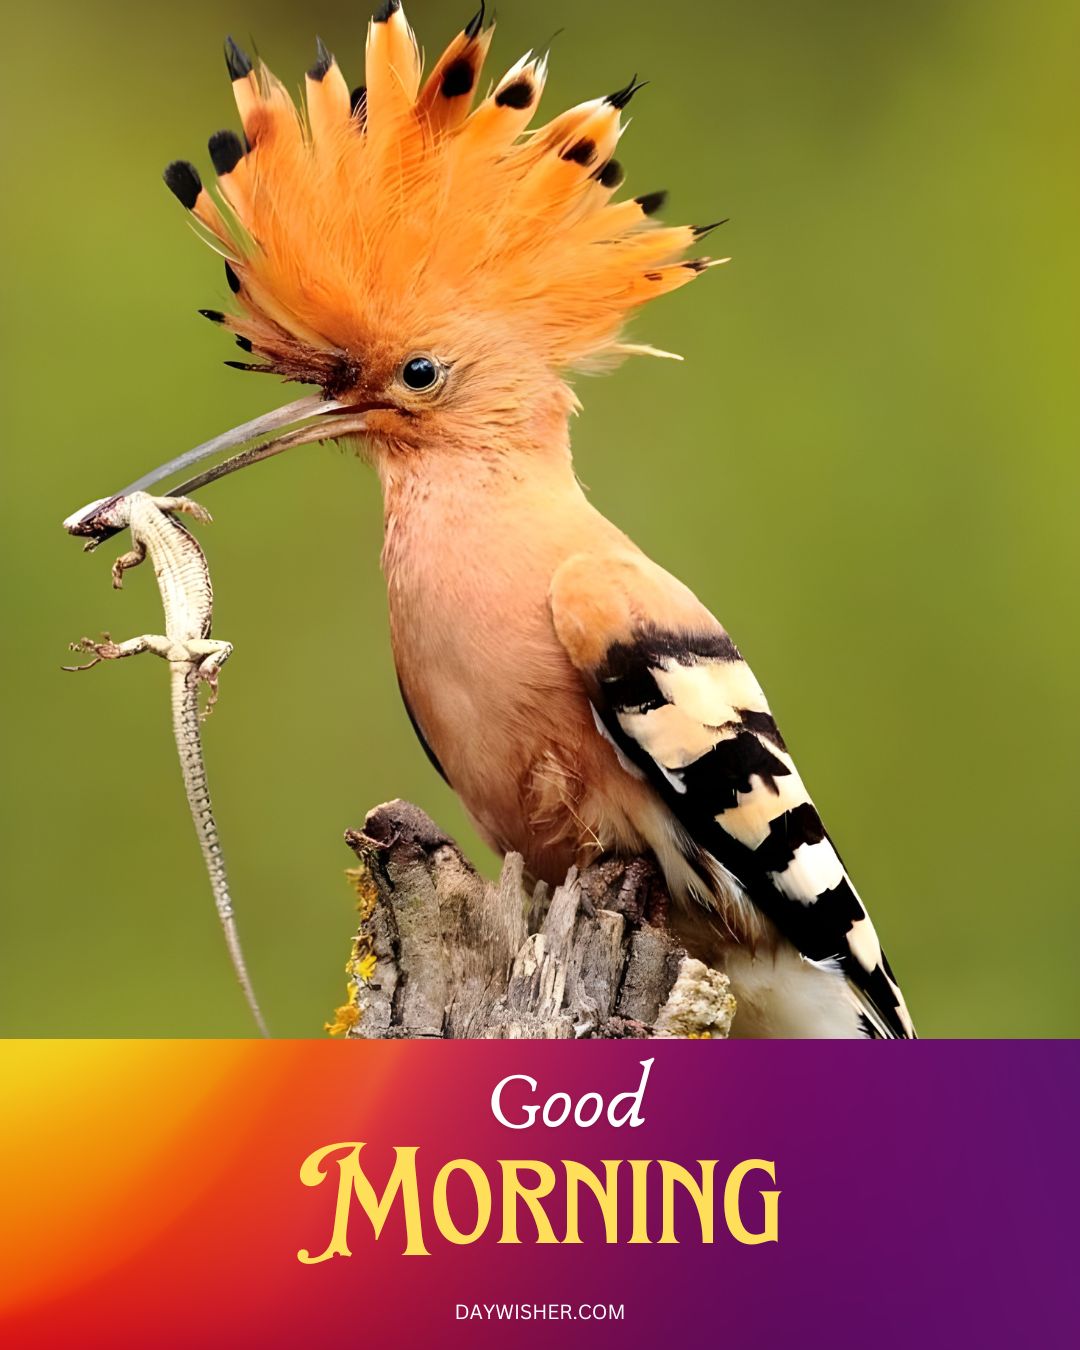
[198, 664, 221, 721]
[193, 641, 232, 721]
[62, 634, 120, 671]
[63, 637, 120, 669]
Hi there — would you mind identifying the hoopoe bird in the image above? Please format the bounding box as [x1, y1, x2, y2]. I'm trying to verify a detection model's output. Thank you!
[158, 1, 915, 1038]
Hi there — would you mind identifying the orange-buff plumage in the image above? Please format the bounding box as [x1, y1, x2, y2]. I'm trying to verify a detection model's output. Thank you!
[179, 2, 719, 389]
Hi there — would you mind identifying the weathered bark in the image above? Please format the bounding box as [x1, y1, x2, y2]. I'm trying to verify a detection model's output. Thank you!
[331, 799, 735, 1040]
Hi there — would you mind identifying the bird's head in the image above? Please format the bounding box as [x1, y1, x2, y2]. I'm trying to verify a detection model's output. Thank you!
[154, 2, 725, 483]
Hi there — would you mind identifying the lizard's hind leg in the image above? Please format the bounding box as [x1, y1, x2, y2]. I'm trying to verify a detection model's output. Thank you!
[188, 638, 233, 719]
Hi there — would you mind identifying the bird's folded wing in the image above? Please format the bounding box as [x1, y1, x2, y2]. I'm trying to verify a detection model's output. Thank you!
[549, 549, 914, 1039]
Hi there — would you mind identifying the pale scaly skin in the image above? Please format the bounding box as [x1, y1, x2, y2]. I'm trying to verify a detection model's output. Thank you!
[65, 491, 268, 1037]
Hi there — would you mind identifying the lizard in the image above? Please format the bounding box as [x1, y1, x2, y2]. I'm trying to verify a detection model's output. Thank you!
[63, 490, 269, 1037]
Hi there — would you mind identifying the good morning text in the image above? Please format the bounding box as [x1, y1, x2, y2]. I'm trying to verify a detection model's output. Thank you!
[297, 1060, 780, 1259]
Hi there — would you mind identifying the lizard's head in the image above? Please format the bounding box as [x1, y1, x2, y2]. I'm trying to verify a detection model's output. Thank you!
[63, 495, 129, 549]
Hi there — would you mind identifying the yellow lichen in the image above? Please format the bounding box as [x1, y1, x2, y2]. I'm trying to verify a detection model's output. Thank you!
[324, 999, 361, 1037]
[345, 862, 379, 922]
[326, 863, 383, 1035]
[345, 927, 379, 986]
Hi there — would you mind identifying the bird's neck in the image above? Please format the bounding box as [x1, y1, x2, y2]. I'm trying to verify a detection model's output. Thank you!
[379, 440, 584, 578]
[374, 386, 590, 574]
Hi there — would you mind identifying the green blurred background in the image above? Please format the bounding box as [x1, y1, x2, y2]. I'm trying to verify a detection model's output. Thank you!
[2, 0, 1076, 1037]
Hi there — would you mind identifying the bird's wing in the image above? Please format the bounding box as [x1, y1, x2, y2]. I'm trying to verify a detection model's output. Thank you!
[550, 549, 915, 1039]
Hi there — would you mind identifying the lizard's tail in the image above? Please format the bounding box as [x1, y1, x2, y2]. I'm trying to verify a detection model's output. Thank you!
[171, 664, 270, 1037]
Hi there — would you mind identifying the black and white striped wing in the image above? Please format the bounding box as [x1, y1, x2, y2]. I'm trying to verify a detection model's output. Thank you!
[585, 627, 915, 1039]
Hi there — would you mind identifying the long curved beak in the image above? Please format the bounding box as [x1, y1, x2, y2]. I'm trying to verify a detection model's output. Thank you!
[63, 395, 366, 543]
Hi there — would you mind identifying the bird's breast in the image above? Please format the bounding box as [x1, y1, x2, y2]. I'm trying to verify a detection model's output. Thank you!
[379, 468, 650, 883]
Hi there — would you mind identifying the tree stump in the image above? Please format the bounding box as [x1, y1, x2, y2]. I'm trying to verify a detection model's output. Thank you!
[329, 799, 736, 1040]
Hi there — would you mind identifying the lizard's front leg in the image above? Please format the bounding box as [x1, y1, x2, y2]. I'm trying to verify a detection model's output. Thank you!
[186, 638, 233, 719]
[151, 495, 213, 525]
[111, 537, 147, 589]
[63, 633, 173, 671]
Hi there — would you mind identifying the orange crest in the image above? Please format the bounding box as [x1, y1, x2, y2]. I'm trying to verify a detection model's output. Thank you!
[164, 2, 725, 392]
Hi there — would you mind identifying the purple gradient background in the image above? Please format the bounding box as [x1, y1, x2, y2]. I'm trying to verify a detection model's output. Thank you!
[5, 1041, 1076, 1348]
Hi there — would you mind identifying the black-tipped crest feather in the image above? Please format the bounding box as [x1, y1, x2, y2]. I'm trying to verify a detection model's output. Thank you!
[636, 190, 667, 216]
[208, 130, 244, 176]
[464, 2, 485, 41]
[163, 161, 201, 210]
[224, 35, 253, 80]
[607, 74, 647, 109]
[308, 36, 334, 81]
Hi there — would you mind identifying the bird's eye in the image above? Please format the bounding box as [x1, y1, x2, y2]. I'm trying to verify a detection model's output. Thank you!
[400, 354, 441, 392]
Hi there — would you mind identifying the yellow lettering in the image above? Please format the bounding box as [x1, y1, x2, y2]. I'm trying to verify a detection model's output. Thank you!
[498, 1161, 559, 1244]
[659, 1160, 717, 1244]
[296, 1142, 429, 1261]
[628, 1159, 652, 1243]
[563, 1160, 621, 1244]
[432, 1159, 492, 1245]
[724, 1158, 780, 1244]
